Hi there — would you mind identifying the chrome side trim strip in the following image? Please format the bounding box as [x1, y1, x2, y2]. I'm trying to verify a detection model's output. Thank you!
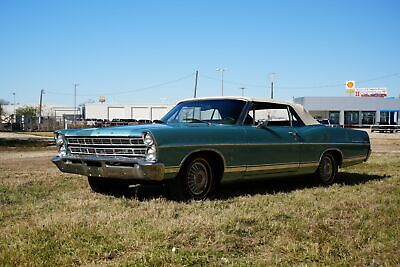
[247, 163, 299, 172]
[227, 162, 319, 173]
[166, 162, 319, 175]
[159, 142, 370, 149]
[160, 143, 294, 148]
[225, 166, 246, 173]
[299, 162, 319, 168]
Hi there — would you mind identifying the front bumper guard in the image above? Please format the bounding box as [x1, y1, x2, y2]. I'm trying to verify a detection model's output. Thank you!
[52, 155, 167, 181]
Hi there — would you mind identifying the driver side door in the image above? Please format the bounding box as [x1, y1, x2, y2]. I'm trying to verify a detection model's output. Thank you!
[243, 103, 301, 176]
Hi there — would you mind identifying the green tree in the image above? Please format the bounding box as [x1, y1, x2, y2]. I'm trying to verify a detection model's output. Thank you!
[16, 105, 39, 117]
[0, 99, 10, 117]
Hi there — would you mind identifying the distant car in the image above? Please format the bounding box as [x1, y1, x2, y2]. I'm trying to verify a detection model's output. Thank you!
[317, 118, 340, 127]
[52, 97, 371, 200]
[137, 119, 152, 124]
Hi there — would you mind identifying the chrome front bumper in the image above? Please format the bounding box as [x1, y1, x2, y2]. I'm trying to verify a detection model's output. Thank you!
[52, 155, 168, 181]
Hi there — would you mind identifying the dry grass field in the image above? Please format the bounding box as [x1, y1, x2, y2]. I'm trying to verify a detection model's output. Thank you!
[1, 131, 399, 265]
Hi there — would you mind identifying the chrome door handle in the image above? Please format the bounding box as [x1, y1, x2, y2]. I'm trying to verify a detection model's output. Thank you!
[288, 131, 298, 137]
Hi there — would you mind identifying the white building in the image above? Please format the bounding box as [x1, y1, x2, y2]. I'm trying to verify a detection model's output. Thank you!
[83, 103, 173, 121]
[1, 102, 171, 121]
[1, 104, 80, 119]
[294, 96, 400, 126]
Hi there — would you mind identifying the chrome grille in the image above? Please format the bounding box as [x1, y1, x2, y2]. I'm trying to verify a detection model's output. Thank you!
[66, 137, 146, 158]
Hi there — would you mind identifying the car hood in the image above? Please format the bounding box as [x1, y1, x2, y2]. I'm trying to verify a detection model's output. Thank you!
[57, 122, 231, 137]
[57, 123, 172, 137]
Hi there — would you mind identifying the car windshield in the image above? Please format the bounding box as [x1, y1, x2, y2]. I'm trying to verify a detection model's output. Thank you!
[161, 99, 246, 125]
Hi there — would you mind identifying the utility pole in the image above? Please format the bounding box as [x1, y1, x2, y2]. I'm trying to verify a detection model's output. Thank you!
[12, 92, 16, 131]
[240, 87, 245, 96]
[73, 83, 79, 125]
[38, 89, 45, 130]
[194, 70, 199, 98]
[269, 72, 276, 99]
[216, 67, 226, 96]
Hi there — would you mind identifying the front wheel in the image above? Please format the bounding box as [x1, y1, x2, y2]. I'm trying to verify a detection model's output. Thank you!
[168, 157, 215, 201]
[316, 153, 338, 185]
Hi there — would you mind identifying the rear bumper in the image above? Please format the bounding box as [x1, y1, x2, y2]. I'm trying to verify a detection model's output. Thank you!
[52, 155, 167, 181]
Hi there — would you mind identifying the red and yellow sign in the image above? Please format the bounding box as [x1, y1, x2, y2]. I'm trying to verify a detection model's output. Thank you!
[355, 88, 387, 97]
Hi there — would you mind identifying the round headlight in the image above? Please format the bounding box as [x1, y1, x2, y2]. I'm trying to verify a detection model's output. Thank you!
[143, 133, 154, 146]
[56, 135, 64, 146]
[146, 146, 157, 162]
[58, 146, 67, 157]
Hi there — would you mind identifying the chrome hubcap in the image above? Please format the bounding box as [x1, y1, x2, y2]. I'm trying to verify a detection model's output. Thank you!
[187, 162, 209, 196]
[320, 156, 333, 181]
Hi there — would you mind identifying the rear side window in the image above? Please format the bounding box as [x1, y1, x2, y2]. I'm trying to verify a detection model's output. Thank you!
[245, 102, 305, 127]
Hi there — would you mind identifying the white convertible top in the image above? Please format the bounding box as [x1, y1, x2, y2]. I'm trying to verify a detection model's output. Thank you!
[178, 96, 320, 126]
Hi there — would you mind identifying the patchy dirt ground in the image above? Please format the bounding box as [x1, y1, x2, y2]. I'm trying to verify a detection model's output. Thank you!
[0, 131, 399, 265]
[368, 131, 400, 153]
[0, 132, 51, 139]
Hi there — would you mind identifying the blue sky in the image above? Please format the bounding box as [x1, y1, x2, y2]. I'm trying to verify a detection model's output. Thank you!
[1, 0, 399, 106]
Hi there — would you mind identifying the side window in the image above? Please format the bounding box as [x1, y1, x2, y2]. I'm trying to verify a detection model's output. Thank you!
[178, 107, 200, 121]
[200, 109, 222, 120]
[255, 108, 290, 126]
[245, 103, 291, 127]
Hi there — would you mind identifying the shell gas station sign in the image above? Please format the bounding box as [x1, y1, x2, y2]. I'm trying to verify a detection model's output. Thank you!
[354, 88, 387, 97]
[345, 80, 355, 94]
[345, 80, 387, 97]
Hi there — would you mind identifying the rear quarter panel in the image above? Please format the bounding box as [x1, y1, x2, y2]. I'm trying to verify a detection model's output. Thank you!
[296, 125, 370, 166]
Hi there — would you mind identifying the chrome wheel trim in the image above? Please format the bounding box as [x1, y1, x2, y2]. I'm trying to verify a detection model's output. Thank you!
[320, 156, 334, 182]
[187, 161, 209, 196]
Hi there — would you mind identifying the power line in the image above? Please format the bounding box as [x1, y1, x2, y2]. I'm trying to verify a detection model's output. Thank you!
[202, 72, 400, 90]
[103, 73, 195, 96]
[45, 73, 195, 97]
[73, 83, 79, 124]
[37, 71, 400, 98]
[357, 72, 400, 83]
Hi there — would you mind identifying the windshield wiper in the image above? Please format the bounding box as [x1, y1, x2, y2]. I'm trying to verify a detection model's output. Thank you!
[153, 120, 165, 124]
[182, 118, 211, 125]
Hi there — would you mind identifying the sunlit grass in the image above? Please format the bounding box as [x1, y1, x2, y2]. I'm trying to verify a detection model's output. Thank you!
[0, 152, 399, 265]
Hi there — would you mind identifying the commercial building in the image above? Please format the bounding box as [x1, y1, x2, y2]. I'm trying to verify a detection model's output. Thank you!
[1, 104, 80, 121]
[83, 103, 173, 121]
[294, 96, 400, 127]
[4, 96, 399, 128]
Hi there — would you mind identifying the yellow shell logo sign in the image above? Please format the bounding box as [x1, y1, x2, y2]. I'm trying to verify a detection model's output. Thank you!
[346, 81, 355, 89]
[346, 81, 356, 89]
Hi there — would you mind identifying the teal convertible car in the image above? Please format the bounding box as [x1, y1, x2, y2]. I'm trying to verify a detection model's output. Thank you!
[52, 97, 371, 200]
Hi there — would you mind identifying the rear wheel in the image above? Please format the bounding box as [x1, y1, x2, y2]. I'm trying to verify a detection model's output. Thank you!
[168, 157, 215, 201]
[316, 153, 338, 185]
[87, 176, 129, 193]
